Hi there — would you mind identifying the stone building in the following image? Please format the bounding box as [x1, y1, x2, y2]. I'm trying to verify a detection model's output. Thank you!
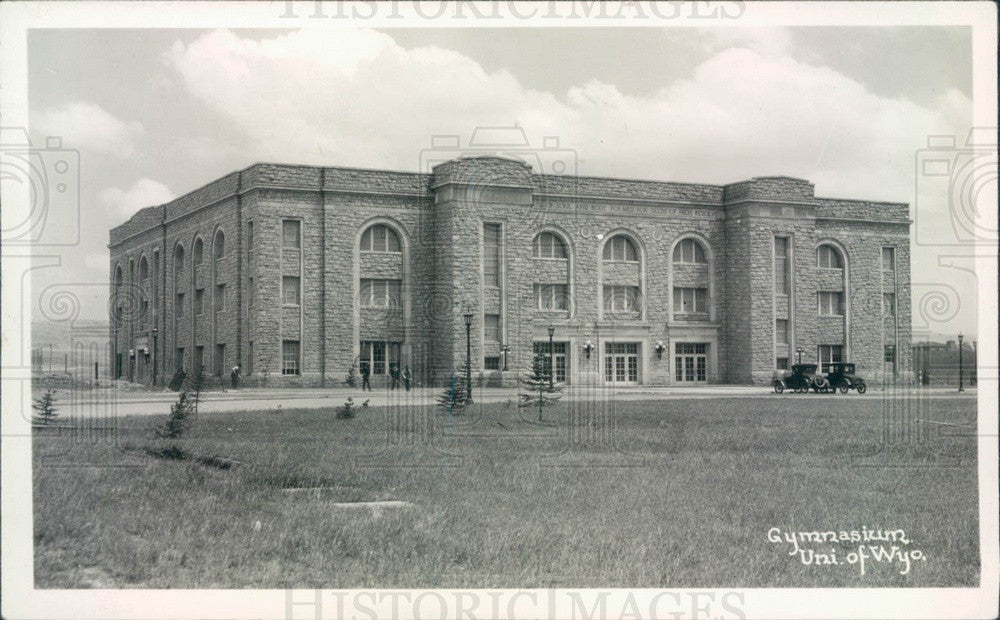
[108, 156, 911, 387]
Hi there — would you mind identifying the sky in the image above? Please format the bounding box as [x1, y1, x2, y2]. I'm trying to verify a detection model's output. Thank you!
[25, 26, 983, 338]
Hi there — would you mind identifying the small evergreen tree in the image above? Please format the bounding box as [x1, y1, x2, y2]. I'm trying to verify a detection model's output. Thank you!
[345, 356, 359, 388]
[437, 369, 471, 416]
[32, 389, 59, 425]
[518, 353, 563, 421]
[156, 390, 194, 438]
[156, 364, 205, 439]
[336, 397, 356, 419]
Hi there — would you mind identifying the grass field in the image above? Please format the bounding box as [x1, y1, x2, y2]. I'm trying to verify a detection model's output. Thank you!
[33, 394, 980, 588]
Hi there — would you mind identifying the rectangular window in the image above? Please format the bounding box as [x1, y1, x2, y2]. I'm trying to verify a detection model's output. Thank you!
[194, 345, 204, 371]
[818, 344, 844, 373]
[884, 344, 896, 363]
[175, 348, 184, 372]
[248, 277, 254, 306]
[214, 343, 225, 377]
[775, 319, 789, 344]
[883, 293, 896, 316]
[282, 219, 301, 248]
[175, 292, 185, 318]
[247, 221, 254, 251]
[776, 357, 789, 370]
[882, 247, 895, 271]
[672, 287, 708, 313]
[534, 283, 568, 311]
[818, 291, 844, 316]
[484, 356, 501, 370]
[282, 340, 300, 375]
[483, 223, 501, 287]
[774, 236, 790, 295]
[139, 299, 149, 329]
[194, 288, 205, 315]
[247, 341, 253, 376]
[484, 314, 501, 342]
[282, 276, 301, 306]
[360, 341, 401, 375]
[360, 279, 402, 308]
[603, 285, 640, 314]
[215, 284, 226, 311]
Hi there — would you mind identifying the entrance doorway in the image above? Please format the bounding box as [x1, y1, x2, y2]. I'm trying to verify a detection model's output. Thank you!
[533, 341, 568, 383]
[604, 342, 639, 384]
[675, 343, 707, 383]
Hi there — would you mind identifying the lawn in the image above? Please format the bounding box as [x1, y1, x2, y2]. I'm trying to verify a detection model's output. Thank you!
[33, 394, 980, 588]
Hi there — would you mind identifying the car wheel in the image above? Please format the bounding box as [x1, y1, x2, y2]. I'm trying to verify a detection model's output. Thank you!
[773, 381, 784, 394]
[856, 382, 867, 394]
[838, 383, 849, 394]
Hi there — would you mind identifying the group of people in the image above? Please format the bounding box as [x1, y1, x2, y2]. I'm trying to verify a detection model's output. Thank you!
[359, 361, 411, 392]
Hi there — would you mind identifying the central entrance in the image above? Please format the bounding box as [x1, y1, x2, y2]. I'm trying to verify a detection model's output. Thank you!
[604, 342, 639, 384]
[675, 342, 707, 383]
[533, 341, 568, 383]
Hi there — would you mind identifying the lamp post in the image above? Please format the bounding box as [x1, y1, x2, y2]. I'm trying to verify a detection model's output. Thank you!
[463, 312, 473, 403]
[547, 326, 555, 390]
[501, 344, 509, 372]
[151, 326, 158, 386]
[957, 333, 964, 392]
[796, 347, 804, 365]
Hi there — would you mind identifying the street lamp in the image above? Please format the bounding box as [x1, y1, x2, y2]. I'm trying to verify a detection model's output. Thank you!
[463, 312, 474, 402]
[796, 347, 804, 365]
[957, 333, 964, 392]
[501, 344, 509, 371]
[547, 326, 555, 390]
[151, 326, 158, 386]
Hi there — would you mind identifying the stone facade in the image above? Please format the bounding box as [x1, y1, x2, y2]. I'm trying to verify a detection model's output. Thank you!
[109, 157, 912, 387]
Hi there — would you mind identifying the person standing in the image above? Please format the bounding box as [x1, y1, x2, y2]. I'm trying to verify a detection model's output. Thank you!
[230, 364, 241, 389]
[360, 361, 372, 392]
[402, 365, 412, 391]
[389, 362, 400, 390]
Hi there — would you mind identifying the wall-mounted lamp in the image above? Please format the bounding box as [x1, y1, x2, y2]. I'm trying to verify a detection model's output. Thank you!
[654, 340, 666, 359]
[501, 344, 509, 371]
[583, 340, 594, 360]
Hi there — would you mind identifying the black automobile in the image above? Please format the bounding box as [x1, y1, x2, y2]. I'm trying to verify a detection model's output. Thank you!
[825, 362, 867, 394]
[773, 363, 830, 394]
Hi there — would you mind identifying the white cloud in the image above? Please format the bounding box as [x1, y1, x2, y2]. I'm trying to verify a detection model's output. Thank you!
[700, 27, 796, 57]
[33, 102, 145, 157]
[98, 178, 174, 221]
[164, 28, 970, 206]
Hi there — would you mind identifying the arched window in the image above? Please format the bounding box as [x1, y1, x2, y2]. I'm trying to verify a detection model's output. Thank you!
[673, 238, 707, 264]
[139, 256, 149, 281]
[817, 244, 843, 269]
[533, 232, 567, 259]
[173, 244, 185, 275]
[602, 234, 638, 262]
[114, 265, 124, 289]
[213, 230, 225, 259]
[360, 224, 401, 253]
[193, 237, 204, 265]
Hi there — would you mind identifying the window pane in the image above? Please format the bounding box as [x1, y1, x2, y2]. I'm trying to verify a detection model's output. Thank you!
[283, 276, 300, 305]
[360, 227, 371, 251]
[776, 319, 788, 344]
[386, 227, 400, 252]
[484, 314, 500, 341]
[882, 247, 895, 271]
[283, 220, 301, 248]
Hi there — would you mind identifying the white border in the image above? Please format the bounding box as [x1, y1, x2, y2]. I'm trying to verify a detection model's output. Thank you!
[2, 2, 996, 619]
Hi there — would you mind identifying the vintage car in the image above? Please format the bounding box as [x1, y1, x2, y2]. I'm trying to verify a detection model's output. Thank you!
[773, 363, 831, 394]
[825, 362, 867, 394]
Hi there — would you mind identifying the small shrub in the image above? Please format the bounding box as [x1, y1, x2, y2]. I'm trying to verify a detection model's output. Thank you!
[518, 354, 563, 421]
[32, 389, 59, 425]
[336, 397, 356, 419]
[345, 356, 359, 388]
[437, 370, 471, 416]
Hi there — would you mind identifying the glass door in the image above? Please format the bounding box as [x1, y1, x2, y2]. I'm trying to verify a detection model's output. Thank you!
[674, 343, 707, 382]
[604, 342, 639, 384]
